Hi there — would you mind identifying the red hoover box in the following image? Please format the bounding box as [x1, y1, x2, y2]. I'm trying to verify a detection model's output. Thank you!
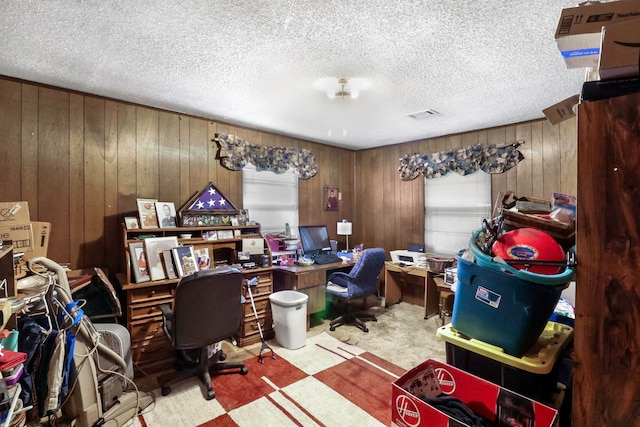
[392, 359, 557, 427]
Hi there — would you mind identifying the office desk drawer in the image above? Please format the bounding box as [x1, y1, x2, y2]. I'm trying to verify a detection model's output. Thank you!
[243, 280, 272, 299]
[129, 299, 172, 321]
[296, 270, 325, 289]
[130, 316, 166, 342]
[243, 295, 271, 318]
[131, 337, 173, 364]
[128, 283, 175, 304]
[240, 314, 272, 338]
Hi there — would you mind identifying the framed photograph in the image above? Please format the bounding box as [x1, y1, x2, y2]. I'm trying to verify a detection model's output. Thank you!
[124, 216, 140, 230]
[217, 229, 234, 240]
[143, 236, 180, 281]
[137, 198, 159, 229]
[203, 230, 218, 241]
[172, 245, 199, 277]
[128, 242, 150, 283]
[324, 185, 339, 211]
[162, 249, 178, 279]
[193, 247, 211, 270]
[155, 202, 177, 228]
[238, 209, 249, 225]
[231, 217, 239, 226]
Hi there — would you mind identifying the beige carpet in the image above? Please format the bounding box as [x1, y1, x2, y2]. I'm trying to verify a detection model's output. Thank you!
[308, 299, 448, 370]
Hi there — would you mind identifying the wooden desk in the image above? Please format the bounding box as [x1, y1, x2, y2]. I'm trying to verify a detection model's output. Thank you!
[273, 260, 355, 322]
[384, 262, 439, 319]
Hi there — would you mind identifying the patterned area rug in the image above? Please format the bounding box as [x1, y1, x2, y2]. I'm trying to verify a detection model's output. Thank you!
[135, 332, 406, 426]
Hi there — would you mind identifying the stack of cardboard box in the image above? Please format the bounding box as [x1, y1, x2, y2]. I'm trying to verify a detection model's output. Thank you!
[545, 1, 640, 122]
[552, 0, 640, 104]
[0, 201, 50, 261]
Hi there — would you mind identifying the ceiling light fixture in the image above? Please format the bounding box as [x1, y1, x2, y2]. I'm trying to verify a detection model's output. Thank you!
[315, 77, 371, 100]
[327, 78, 359, 100]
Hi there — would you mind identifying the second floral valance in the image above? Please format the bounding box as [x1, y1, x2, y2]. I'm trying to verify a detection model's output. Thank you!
[214, 133, 319, 179]
[398, 141, 525, 181]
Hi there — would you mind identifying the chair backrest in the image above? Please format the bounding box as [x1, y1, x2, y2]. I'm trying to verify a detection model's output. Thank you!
[346, 248, 386, 294]
[172, 266, 243, 350]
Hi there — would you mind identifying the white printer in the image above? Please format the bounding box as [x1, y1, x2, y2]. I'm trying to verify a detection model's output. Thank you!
[390, 250, 427, 267]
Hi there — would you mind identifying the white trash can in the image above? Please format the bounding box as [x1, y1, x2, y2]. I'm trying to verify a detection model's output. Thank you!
[269, 290, 308, 349]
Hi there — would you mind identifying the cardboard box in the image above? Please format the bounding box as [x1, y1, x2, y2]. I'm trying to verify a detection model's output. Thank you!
[555, 0, 640, 68]
[0, 222, 34, 252]
[392, 359, 558, 427]
[543, 94, 580, 125]
[23, 221, 51, 260]
[599, 19, 640, 79]
[0, 201, 30, 224]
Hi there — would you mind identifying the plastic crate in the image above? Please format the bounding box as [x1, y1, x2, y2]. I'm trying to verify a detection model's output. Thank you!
[437, 322, 573, 402]
[451, 256, 570, 357]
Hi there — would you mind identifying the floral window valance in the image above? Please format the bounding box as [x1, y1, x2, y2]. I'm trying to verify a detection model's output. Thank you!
[398, 141, 525, 181]
[214, 133, 319, 180]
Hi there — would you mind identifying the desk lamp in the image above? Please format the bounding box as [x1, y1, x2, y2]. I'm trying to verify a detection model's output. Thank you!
[337, 220, 352, 252]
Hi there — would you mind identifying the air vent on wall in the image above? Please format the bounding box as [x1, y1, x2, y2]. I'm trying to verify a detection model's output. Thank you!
[407, 109, 440, 119]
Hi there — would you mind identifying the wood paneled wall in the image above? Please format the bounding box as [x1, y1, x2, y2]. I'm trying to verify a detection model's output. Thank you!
[354, 120, 577, 252]
[0, 77, 353, 273]
[0, 75, 577, 275]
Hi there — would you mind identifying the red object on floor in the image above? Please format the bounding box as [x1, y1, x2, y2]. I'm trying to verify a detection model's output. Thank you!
[492, 228, 565, 274]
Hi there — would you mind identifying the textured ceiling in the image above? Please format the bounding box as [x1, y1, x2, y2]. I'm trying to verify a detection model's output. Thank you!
[0, 0, 586, 150]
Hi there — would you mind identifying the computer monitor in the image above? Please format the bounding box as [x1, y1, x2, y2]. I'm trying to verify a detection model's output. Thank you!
[298, 225, 331, 257]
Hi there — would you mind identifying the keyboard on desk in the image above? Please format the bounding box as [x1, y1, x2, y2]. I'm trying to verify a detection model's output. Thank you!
[313, 253, 342, 265]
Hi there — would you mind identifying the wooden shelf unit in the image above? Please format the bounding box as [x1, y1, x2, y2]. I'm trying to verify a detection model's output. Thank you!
[118, 224, 273, 376]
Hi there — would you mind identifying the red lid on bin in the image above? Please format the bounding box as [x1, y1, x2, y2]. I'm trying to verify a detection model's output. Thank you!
[492, 228, 565, 274]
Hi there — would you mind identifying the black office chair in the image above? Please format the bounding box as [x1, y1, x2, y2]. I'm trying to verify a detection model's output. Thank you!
[325, 248, 386, 332]
[160, 266, 248, 400]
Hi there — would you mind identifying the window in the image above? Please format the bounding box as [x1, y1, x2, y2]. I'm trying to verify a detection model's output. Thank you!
[242, 164, 298, 234]
[424, 172, 491, 255]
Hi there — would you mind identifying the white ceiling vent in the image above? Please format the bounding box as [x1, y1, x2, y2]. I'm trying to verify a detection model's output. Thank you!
[407, 109, 440, 119]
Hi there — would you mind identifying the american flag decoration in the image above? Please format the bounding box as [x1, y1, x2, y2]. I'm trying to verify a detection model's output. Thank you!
[178, 182, 239, 226]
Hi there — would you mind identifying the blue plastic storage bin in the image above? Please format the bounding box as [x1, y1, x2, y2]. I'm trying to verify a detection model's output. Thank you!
[451, 256, 570, 357]
[469, 229, 575, 286]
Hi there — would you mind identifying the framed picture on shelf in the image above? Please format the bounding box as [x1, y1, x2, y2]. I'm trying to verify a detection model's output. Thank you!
[129, 242, 150, 283]
[324, 185, 339, 211]
[162, 249, 178, 280]
[217, 229, 234, 240]
[193, 247, 211, 270]
[238, 209, 249, 225]
[155, 202, 177, 228]
[144, 236, 180, 281]
[124, 216, 140, 230]
[137, 198, 159, 229]
[202, 230, 218, 241]
[172, 245, 199, 277]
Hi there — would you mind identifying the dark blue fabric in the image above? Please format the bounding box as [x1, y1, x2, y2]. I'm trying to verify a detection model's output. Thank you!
[326, 248, 386, 300]
[17, 317, 48, 406]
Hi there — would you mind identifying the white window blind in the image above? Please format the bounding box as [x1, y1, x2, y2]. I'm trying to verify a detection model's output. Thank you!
[424, 172, 491, 255]
[242, 164, 298, 234]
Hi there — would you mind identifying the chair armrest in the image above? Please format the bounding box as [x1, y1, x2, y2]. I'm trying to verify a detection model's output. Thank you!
[159, 304, 173, 340]
[327, 271, 350, 283]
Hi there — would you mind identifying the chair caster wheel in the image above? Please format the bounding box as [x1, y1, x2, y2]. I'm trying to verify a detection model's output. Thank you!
[219, 351, 227, 361]
[362, 327, 369, 333]
[161, 386, 171, 396]
[329, 325, 336, 331]
[372, 318, 377, 322]
[241, 366, 249, 375]
[206, 389, 215, 400]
